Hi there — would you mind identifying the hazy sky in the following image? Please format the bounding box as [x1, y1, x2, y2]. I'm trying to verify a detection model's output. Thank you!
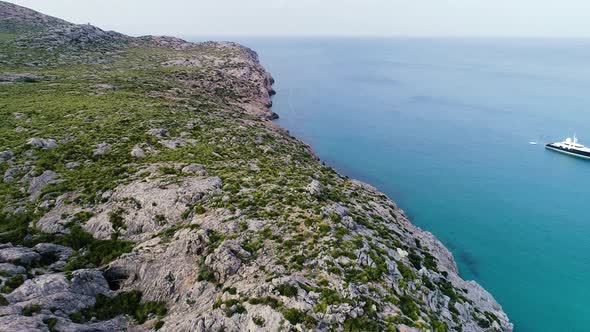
[8, 0, 590, 38]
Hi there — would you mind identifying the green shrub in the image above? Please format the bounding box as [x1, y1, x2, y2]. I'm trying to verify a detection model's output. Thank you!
[399, 295, 420, 321]
[431, 318, 449, 332]
[438, 279, 459, 302]
[477, 317, 491, 328]
[242, 238, 263, 254]
[408, 252, 422, 270]
[422, 274, 435, 290]
[248, 296, 282, 309]
[193, 204, 206, 214]
[277, 283, 298, 297]
[17, 76, 38, 83]
[154, 214, 167, 225]
[64, 235, 133, 271]
[108, 208, 126, 230]
[223, 287, 237, 295]
[0, 295, 8, 305]
[43, 317, 58, 332]
[197, 263, 216, 282]
[56, 224, 95, 250]
[281, 308, 316, 327]
[423, 252, 438, 271]
[39, 251, 60, 267]
[22, 304, 42, 316]
[343, 317, 382, 332]
[252, 315, 265, 326]
[396, 261, 416, 280]
[1, 274, 25, 293]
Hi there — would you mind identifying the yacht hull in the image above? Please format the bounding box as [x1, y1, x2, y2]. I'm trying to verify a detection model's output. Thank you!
[545, 144, 590, 159]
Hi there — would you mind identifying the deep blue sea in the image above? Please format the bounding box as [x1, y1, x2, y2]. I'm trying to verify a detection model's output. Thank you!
[195, 37, 590, 331]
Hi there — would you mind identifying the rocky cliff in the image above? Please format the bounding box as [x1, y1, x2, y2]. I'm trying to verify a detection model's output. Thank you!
[0, 2, 512, 331]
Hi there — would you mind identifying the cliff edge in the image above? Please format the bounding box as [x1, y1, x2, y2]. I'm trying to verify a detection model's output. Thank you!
[0, 2, 511, 331]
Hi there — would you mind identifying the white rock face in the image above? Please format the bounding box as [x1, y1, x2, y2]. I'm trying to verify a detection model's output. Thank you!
[82, 164, 222, 241]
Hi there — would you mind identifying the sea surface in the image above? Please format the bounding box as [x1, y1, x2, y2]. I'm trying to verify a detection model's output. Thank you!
[191, 37, 590, 331]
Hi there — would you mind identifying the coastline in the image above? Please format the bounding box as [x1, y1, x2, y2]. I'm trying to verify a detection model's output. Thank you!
[0, 2, 512, 330]
[248, 45, 512, 330]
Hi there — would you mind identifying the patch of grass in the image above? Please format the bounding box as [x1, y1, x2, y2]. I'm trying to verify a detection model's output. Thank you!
[0, 212, 37, 246]
[313, 287, 347, 313]
[157, 223, 184, 243]
[159, 166, 181, 175]
[70, 290, 166, 324]
[281, 308, 316, 328]
[72, 211, 94, 223]
[207, 229, 224, 246]
[243, 238, 264, 254]
[62, 225, 133, 271]
[1, 274, 25, 293]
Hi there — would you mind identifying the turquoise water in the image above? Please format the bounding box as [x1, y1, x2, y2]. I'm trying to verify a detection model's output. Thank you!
[225, 37, 590, 331]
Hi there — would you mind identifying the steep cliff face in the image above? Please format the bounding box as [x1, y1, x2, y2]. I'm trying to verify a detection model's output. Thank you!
[0, 2, 512, 331]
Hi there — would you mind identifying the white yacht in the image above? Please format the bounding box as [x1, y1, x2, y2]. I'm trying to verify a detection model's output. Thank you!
[545, 135, 590, 159]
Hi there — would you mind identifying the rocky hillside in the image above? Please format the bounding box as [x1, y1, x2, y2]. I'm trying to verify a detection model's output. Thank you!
[0, 2, 512, 332]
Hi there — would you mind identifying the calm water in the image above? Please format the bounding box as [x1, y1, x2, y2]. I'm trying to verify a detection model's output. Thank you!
[203, 37, 590, 331]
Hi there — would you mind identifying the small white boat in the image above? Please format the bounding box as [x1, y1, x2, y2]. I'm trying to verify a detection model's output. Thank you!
[545, 135, 590, 159]
[529, 141, 537, 145]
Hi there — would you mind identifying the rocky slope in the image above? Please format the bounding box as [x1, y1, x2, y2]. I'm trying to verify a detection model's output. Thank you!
[0, 2, 512, 331]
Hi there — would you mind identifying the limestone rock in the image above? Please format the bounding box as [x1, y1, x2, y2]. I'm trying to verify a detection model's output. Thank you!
[0, 263, 27, 276]
[83, 166, 222, 240]
[0, 245, 40, 265]
[27, 138, 57, 149]
[0, 150, 13, 163]
[306, 179, 323, 196]
[28, 170, 60, 200]
[130, 145, 145, 158]
[147, 128, 170, 138]
[93, 142, 111, 156]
